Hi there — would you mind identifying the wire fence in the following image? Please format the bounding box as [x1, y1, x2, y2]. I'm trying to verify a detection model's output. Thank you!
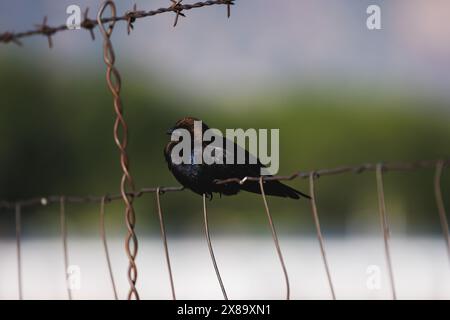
[1, 0, 449, 300]
[0, 0, 234, 47]
[1, 158, 449, 300]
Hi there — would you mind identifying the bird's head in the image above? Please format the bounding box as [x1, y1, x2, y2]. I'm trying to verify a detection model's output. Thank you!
[166, 117, 210, 136]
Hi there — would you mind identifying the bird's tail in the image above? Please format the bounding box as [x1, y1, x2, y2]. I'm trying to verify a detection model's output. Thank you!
[243, 180, 310, 200]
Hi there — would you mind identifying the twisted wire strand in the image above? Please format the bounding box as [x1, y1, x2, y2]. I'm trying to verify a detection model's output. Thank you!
[258, 177, 290, 300]
[97, 0, 139, 300]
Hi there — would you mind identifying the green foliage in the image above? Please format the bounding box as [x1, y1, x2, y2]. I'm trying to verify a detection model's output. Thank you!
[0, 57, 449, 236]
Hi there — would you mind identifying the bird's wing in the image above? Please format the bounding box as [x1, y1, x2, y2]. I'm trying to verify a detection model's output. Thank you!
[204, 135, 265, 181]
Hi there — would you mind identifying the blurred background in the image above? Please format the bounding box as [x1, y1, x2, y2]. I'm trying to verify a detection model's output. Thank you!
[0, 0, 449, 299]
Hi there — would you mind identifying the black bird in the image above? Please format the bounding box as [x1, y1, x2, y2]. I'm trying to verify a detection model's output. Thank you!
[164, 117, 310, 200]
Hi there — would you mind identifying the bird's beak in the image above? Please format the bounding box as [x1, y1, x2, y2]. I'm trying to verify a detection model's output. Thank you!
[166, 127, 175, 135]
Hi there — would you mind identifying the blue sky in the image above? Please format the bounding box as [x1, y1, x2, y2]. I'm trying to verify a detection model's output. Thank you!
[1, 0, 450, 102]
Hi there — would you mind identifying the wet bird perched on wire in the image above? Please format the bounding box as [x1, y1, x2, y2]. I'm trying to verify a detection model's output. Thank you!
[164, 117, 310, 200]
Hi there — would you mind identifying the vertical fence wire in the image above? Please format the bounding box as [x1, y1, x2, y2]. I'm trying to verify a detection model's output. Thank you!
[308, 173, 336, 300]
[99, 196, 119, 300]
[97, 0, 139, 300]
[59, 197, 72, 300]
[202, 194, 228, 300]
[259, 177, 290, 300]
[155, 188, 176, 300]
[15, 204, 23, 300]
[434, 160, 450, 264]
[375, 164, 397, 300]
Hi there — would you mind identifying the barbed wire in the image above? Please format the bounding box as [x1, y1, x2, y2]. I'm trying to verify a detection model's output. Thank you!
[0, 0, 235, 47]
[1, 0, 447, 300]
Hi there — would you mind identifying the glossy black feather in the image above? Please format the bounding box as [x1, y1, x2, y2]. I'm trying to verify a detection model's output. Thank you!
[164, 117, 310, 200]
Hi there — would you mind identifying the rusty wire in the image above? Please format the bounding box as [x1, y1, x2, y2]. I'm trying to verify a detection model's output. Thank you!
[216, 159, 450, 185]
[375, 164, 397, 300]
[434, 160, 450, 264]
[0, 0, 234, 47]
[59, 197, 72, 300]
[155, 188, 176, 300]
[97, 0, 139, 300]
[170, 0, 187, 27]
[15, 204, 23, 300]
[99, 196, 119, 300]
[0, 186, 184, 210]
[202, 193, 228, 300]
[0, 158, 448, 300]
[258, 177, 290, 300]
[1, 159, 448, 210]
[308, 173, 336, 300]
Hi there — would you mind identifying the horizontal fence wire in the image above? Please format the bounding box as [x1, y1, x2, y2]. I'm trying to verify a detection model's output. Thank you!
[0, 0, 235, 47]
[1, 159, 447, 210]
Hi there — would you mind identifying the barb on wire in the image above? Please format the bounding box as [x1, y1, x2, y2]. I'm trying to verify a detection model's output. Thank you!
[259, 177, 290, 300]
[0, 32, 22, 46]
[434, 160, 450, 264]
[0, 0, 234, 45]
[376, 164, 397, 300]
[225, 0, 234, 18]
[155, 188, 176, 300]
[81, 8, 96, 41]
[308, 172, 336, 300]
[59, 197, 72, 300]
[126, 4, 145, 34]
[170, 0, 186, 27]
[15, 204, 23, 300]
[35, 16, 55, 48]
[99, 196, 119, 300]
[97, 0, 139, 300]
[202, 193, 228, 300]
